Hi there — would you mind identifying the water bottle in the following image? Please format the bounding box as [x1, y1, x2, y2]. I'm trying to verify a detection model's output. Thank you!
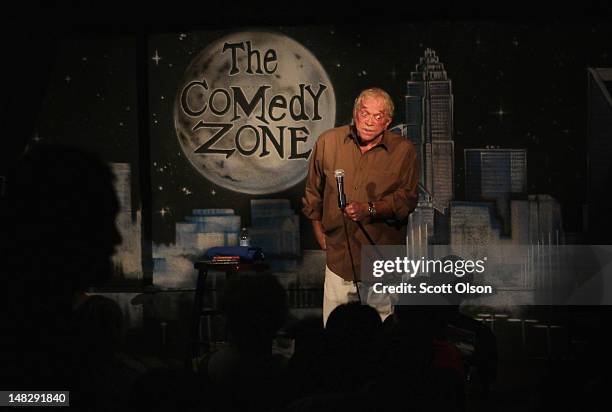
[239, 227, 250, 247]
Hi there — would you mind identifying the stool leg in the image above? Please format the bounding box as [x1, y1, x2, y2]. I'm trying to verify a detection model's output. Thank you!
[192, 268, 208, 359]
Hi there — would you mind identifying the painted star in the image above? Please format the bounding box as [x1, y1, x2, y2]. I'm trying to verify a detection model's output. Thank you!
[493, 105, 508, 120]
[211, 189, 216, 196]
[65, 75, 71, 83]
[152, 50, 162, 66]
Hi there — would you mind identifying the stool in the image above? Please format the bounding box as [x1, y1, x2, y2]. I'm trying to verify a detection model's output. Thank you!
[190, 261, 269, 363]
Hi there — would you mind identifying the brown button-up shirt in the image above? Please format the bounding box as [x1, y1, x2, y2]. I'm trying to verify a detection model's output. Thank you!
[302, 125, 419, 281]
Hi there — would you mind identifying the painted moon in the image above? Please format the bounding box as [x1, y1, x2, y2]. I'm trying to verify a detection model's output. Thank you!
[174, 31, 336, 194]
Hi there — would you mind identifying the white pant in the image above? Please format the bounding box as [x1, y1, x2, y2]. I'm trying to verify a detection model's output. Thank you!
[322, 266, 393, 327]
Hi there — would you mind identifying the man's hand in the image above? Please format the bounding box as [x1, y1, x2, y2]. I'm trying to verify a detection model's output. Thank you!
[312, 220, 326, 250]
[344, 202, 370, 222]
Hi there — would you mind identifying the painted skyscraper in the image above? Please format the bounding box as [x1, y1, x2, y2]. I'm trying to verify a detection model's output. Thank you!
[464, 148, 527, 235]
[406, 48, 454, 213]
[110, 163, 142, 280]
[405, 49, 454, 244]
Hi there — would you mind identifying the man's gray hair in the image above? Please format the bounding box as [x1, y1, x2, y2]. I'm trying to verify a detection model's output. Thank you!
[353, 87, 395, 118]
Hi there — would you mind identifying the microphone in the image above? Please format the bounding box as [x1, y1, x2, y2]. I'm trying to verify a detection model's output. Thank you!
[334, 169, 347, 210]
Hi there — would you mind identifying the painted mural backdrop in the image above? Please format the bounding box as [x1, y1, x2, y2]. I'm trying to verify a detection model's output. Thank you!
[29, 23, 612, 290]
[148, 23, 612, 290]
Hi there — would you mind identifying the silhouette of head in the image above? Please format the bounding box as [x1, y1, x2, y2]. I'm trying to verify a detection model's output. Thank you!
[325, 302, 382, 351]
[11, 144, 121, 304]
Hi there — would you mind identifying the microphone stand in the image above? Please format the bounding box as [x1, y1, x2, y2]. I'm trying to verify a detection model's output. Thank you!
[340, 207, 362, 302]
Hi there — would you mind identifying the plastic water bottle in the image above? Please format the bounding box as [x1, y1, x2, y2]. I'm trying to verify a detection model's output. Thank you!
[240, 227, 250, 247]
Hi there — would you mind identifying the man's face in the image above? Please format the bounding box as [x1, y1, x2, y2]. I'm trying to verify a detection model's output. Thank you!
[353, 96, 392, 142]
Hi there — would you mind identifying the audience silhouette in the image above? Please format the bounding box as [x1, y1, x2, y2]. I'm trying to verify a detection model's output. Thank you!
[199, 273, 289, 412]
[2, 144, 133, 409]
[0, 143, 506, 411]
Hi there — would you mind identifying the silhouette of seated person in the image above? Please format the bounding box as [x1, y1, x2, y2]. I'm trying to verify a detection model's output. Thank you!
[289, 302, 465, 412]
[378, 254, 480, 412]
[287, 302, 382, 402]
[384, 254, 496, 408]
[287, 303, 397, 411]
[323, 302, 383, 392]
[374, 306, 461, 411]
[4, 144, 129, 407]
[200, 273, 289, 412]
[432, 255, 497, 397]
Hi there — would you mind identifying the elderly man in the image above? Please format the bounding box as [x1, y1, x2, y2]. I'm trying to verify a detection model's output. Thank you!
[302, 87, 419, 325]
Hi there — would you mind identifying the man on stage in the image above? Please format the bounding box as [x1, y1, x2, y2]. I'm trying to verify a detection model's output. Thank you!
[302, 87, 419, 325]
